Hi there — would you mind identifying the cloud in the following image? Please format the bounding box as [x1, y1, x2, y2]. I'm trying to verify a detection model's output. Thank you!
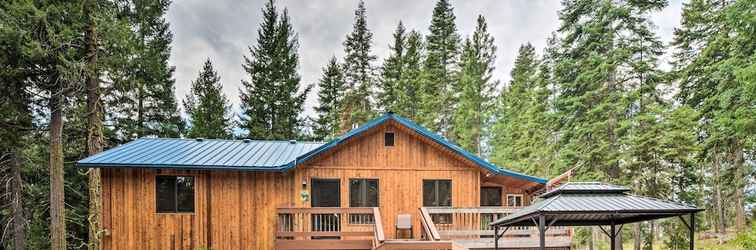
[167, 0, 684, 118]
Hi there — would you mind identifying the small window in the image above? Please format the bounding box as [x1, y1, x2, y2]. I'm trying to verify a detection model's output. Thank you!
[481, 187, 502, 206]
[507, 194, 523, 207]
[156, 176, 194, 213]
[384, 132, 394, 146]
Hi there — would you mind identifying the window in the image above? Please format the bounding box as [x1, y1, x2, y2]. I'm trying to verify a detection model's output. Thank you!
[156, 176, 194, 213]
[423, 180, 452, 206]
[350, 179, 379, 207]
[349, 179, 378, 224]
[481, 187, 502, 206]
[424, 180, 452, 224]
[311, 178, 340, 207]
[384, 132, 395, 146]
[507, 194, 523, 207]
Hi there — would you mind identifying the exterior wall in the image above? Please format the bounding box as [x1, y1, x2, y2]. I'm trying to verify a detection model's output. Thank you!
[292, 123, 483, 239]
[101, 168, 296, 250]
[100, 122, 536, 249]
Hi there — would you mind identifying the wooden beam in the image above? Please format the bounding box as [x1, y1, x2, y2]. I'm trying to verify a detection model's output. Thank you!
[275, 239, 373, 250]
[373, 207, 385, 243]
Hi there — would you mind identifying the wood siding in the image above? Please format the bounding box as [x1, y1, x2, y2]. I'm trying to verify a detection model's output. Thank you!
[100, 121, 537, 249]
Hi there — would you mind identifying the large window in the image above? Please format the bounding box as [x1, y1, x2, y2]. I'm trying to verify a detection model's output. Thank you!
[480, 187, 502, 206]
[424, 180, 452, 224]
[311, 178, 341, 207]
[349, 179, 378, 224]
[156, 176, 194, 213]
[350, 179, 379, 207]
[423, 180, 452, 206]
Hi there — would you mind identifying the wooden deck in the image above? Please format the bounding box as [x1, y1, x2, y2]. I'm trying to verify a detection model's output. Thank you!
[276, 207, 572, 250]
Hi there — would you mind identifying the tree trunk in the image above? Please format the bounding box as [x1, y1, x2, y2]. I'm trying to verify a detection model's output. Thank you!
[633, 223, 641, 250]
[713, 149, 726, 239]
[733, 143, 746, 232]
[49, 91, 67, 250]
[85, 1, 104, 248]
[11, 150, 26, 250]
[589, 226, 597, 250]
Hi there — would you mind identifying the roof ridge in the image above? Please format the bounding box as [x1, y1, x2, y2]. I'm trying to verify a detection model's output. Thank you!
[137, 137, 325, 144]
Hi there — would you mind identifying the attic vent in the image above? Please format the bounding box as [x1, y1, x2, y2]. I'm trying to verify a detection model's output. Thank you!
[352, 123, 359, 129]
[243, 139, 251, 143]
[195, 138, 204, 142]
[289, 140, 297, 144]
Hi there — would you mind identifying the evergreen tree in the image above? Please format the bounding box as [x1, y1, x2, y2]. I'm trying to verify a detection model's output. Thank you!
[314, 57, 345, 141]
[240, 0, 311, 140]
[378, 22, 406, 113]
[491, 43, 539, 172]
[340, 0, 377, 131]
[671, 0, 755, 234]
[393, 31, 425, 120]
[419, 0, 460, 134]
[183, 59, 233, 139]
[107, 0, 183, 141]
[452, 15, 498, 155]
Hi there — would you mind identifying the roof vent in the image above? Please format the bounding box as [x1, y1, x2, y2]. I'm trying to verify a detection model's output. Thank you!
[243, 139, 251, 143]
[195, 138, 204, 142]
[289, 140, 296, 144]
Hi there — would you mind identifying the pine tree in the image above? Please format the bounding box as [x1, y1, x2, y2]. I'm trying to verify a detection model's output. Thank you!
[240, 0, 311, 140]
[452, 15, 498, 155]
[340, 0, 377, 131]
[184, 59, 233, 139]
[107, 0, 183, 141]
[419, 0, 460, 134]
[671, 0, 755, 234]
[491, 43, 539, 172]
[393, 31, 425, 120]
[314, 57, 345, 141]
[378, 22, 406, 113]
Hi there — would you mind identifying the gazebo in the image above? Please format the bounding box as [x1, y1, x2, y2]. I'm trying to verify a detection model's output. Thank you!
[490, 182, 704, 250]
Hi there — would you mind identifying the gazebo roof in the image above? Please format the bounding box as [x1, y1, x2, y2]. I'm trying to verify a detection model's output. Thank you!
[491, 182, 703, 227]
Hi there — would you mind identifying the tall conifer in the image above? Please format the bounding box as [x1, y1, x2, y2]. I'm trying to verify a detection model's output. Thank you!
[452, 15, 498, 155]
[420, 0, 460, 134]
[378, 22, 407, 113]
[184, 59, 232, 139]
[340, 0, 377, 131]
[240, 0, 310, 139]
[314, 57, 345, 140]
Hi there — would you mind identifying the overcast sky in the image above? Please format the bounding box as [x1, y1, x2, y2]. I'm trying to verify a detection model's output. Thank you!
[167, 0, 685, 118]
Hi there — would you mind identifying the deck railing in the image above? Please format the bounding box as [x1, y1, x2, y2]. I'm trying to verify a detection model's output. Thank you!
[276, 207, 385, 249]
[423, 207, 572, 241]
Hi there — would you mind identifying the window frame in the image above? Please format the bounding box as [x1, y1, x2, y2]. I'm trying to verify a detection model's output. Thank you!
[506, 194, 524, 207]
[155, 175, 195, 214]
[384, 132, 395, 147]
[311, 178, 342, 208]
[349, 178, 380, 207]
[480, 186, 503, 207]
[423, 179, 452, 207]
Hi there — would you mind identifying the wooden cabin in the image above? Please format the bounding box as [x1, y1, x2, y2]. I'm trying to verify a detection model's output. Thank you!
[78, 113, 572, 250]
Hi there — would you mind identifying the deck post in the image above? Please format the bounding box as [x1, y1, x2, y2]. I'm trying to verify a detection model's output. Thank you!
[538, 215, 545, 250]
[689, 213, 695, 250]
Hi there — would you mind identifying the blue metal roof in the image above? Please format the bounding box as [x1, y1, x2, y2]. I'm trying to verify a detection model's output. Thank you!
[77, 138, 324, 171]
[77, 113, 547, 184]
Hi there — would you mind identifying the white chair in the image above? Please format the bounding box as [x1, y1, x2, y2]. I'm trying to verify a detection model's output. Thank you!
[395, 213, 413, 239]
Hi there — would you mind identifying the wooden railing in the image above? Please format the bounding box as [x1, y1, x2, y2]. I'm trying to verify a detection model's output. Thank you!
[423, 207, 572, 241]
[419, 207, 442, 241]
[276, 207, 385, 249]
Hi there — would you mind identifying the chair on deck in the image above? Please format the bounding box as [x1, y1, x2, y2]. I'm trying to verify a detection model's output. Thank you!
[395, 213, 413, 239]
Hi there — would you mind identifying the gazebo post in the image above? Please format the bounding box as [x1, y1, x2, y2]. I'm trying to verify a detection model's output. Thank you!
[494, 225, 499, 250]
[538, 215, 546, 250]
[610, 221, 616, 250]
[689, 213, 695, 250]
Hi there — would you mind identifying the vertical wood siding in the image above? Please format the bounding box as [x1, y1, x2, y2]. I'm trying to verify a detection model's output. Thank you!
[100, 122, 535, 249]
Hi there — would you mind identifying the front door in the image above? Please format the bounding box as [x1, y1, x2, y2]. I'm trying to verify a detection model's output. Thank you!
[311, 178, 341, 238]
